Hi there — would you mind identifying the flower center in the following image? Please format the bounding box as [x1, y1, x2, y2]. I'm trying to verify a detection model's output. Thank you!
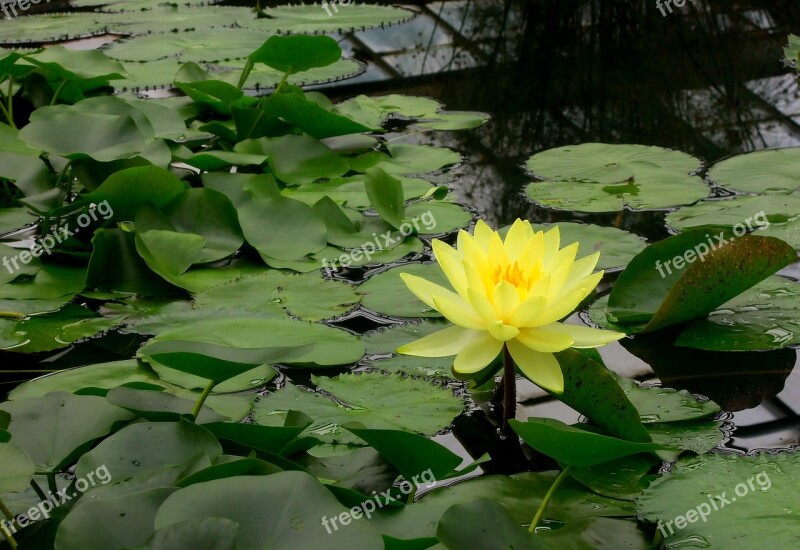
[493, 260, 539, 289]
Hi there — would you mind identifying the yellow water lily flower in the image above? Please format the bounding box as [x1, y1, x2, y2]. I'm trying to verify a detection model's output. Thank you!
[397, 219, 625, 393]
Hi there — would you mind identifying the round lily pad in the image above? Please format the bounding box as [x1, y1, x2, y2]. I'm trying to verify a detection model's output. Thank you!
[707, 147, 800, 194]
[525, 143, 709, 212]
[665, 194, 800, 249]
[638, 452, 800, 548]
[252, 372, 464, 445]
[193, 270, 361, 322]
[358, 263, 451, 319]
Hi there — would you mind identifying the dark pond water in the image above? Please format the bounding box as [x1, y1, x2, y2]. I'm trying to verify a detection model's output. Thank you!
[1, 0, 799, 462]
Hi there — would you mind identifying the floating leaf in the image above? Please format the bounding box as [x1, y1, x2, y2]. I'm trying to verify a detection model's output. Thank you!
[665, 194, 800, 250]
[437, 500, 546, 550]
[675, 276, 800, 351]
[193, 270, 360, 321]
[0, 442, 35, 493]
[250, 35, 342, 74]
[613, 375, 721, 423]
[154, 472, 384, 549]
[358, 263, 451, 318]
[510, 418, 668, 468]
[525, 143, 708, 212]
[253, 373, 463, 446]
[607, 230, 797, 331]
[637, 452, 799, 548]
[707, 147, 800, 194]
[0, 392, 134, 472]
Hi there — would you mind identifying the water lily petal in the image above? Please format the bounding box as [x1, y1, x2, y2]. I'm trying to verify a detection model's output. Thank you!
[504, 219, 534, 261]
[569, 251, 600, 281]
[515, 326, 574, 352]
[546, 242, 580, 301]
[467, 288, 500, 323]
[454, 333, 503, 373]
[538, 323, 626, 348]
[551, 270, 603, 310]
[433, 294, 486, 330]
[399, 273, 456, 309]
[510, 294, 547, 327]
[488, 320, 520, 341]
[493, 280, 520, 321]
[487, 231, 508, 267]
[507, 340, 564, 393]
[542, 225, 561, 265]
[432, 239, 468, 297]
[397, 325, 482, 357]
[536, 284, 595, 326]
[473, 219, 495, 251]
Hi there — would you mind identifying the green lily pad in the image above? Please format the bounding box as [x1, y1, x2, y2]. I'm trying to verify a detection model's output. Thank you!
[55, 487, 178, 550]
[707, 147, 800, 194]
[139, 316, 365, 368]
[0, 442, 35, 493]
[349, 144, 462, 176]
[0, 392, 134, 472]
[154, 472, 384, 549]
[134, 518, 238, 550]
[75, 419, 222, 483]
[675, 276, 800, 351]
[0, 12, 114, 45]
[665, 194, 800, 250]
[5, 304, 127, 353]
[250, 34, 341, 74]
[525, 143, 708, 212]
[569, 454, 658, 501]
[606, 230, 797, 331]
[238, 196, 328, 261]
[637, 452, 800, 548]
[510, 418, 668, 468]
[193, 270, 360, 321]
[420, 471, 635, 524]
[436, 499, 547, 550]
[237, 3, 416, 34]
[785, 34, 800, 69]
[253, 372, 463, 446]
[358, 263, 451, 319]
[613, 375, 721, 423]
[105, 387, 227, 424]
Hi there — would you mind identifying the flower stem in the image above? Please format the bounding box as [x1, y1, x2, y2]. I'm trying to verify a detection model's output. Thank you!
[528, 466, 572, 533]
[502, 344, 516, 434]
[0, 312, 24, 320]
[191, 380, 216, 419]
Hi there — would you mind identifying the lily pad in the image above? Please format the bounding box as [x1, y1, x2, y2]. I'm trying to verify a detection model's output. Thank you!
[606, 229, 797, 331]
[253, 372, 463, 445]
[358, 263, 451, 319]
[707, 147, 800, 194]
[525, 143, 708, 212]
[613, 375, 721, 423]
[637, 452, 800, 548]
[139, 316, 365, 368]
[154, 472, 384, 549]
[675, 276, 800, 351]
[193, 270, 360, 321]
[0, 442, 35, 493]
[665, 194, 800, 250]
[0, 392, 134, 472]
